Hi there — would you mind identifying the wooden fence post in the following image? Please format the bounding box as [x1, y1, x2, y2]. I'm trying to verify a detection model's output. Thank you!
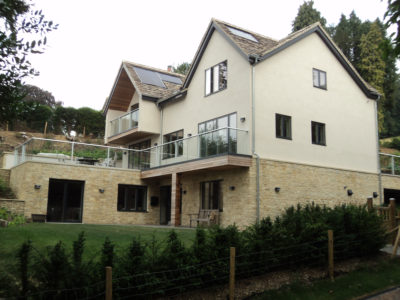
[106, 266, 112, 300]
[328, 230, 334, 282]
[367, 197, 373, 212]
[229, 247, 236, 300]
[44, 121, 48, 136]
[390, 198, 397, 245]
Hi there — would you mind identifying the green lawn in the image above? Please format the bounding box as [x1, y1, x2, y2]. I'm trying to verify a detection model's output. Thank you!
[0, 223, 196, 269]
[251, 257, 400, 300]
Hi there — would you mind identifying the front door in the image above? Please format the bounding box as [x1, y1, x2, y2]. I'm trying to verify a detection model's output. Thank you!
[47, 179, 85, 223]
[160, 185, 171, 225]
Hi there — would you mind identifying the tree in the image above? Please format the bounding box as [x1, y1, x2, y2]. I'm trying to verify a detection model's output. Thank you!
[173, 62, 190, 75]
[333, 12, 370, 69]
[0, 0, 57, 126]
[76, 107, 105, 137]
[21, 84, 62, 108]
[292, 1, 327, 32]
[384, 0, 400, 56]
[359, 22, 386, 131]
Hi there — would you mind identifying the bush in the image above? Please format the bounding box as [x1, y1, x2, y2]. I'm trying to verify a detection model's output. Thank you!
[0, 178, 15, 199]
[0, 207, 26, 225]
[2, 203, 386, 298]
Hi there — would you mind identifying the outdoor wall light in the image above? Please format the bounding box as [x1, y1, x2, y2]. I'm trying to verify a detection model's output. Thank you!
[187, 133, 192, 137]
[183, 190, 187, 195]
[229, 186, 235, 191]
[123, 152, 127, 155]
[154, 143, 158, 146]
[373, 192, 378, 198]
[34, 184, 41, 190]
[347, 189, 353, 196]
[275, 187, 280, 193]
[99, 189, 105, 193]
[240, 117, 246, 122]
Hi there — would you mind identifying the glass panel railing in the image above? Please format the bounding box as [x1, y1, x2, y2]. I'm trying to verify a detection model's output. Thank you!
[109, 109, 139, 137]
[380, 153, 400, 175]
[13, 128, 249, 171]
[145, 128, 249, 169]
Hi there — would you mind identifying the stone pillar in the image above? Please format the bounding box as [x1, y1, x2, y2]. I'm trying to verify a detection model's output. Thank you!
[171, 173, 181, 226]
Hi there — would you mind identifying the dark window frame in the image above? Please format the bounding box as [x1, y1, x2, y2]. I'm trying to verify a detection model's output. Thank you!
[117, 184, 147, 212]
[205, 60, 228, 96]
[200, 180, 223, 212]
[313, 68, 327, 90]
[162, 129, 184, 160]
[311, 121, 326, 146]
[276, 113, 292, 140]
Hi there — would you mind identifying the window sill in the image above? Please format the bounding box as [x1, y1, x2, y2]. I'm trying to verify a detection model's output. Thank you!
[313, 85, 327, 90]
[276, 136, 292, 140]
[117, 210, 148, 213]
[312, 142, 326, 146]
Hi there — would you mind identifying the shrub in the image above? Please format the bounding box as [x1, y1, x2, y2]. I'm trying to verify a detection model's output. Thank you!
[0, 207, 26, 225]
[0, 178, 15, 199]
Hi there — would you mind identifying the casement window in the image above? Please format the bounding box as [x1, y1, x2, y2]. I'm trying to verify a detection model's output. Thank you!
[313, 68, 327, 90]
[198, 113, 237, 157]
[117, 184, 147, 212]
[163, 130, 184, 159]
[311, 121, 326, 146]
[128, 139, 151, 169]
[205, 61, 227, 96]
[276, 114, 292, 140]
[200, 180, 222, 211]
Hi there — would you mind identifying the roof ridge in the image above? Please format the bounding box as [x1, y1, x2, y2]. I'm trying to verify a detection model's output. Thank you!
[122, 60, 186, 78]
[212, 18, 278, 42]
[278, 22, 321, 42]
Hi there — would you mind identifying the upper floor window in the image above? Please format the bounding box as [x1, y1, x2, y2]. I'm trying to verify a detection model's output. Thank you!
[313, 68, 327, 90]
[311, 121, 326, 146]
[276, 114, 292, 140]
[117, 184, 147, 212]
[205, 61, 227, 96]
[163, 130, 184, 159]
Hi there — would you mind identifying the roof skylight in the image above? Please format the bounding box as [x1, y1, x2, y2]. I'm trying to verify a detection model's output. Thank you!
[227, 26, 258, 43]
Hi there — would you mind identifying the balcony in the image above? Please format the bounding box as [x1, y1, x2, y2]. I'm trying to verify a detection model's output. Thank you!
[380, 153, 400, 175]
[107, 109, 142, 144]
[13, 128, 251, 177]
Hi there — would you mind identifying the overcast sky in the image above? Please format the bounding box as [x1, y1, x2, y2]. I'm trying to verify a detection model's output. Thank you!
[25, 0, 391, 110]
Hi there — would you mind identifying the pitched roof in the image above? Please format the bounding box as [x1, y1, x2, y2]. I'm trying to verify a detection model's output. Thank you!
[183, 19, 380, 100]
[123, 61, 185, 100]
[103, 62, 185, 114]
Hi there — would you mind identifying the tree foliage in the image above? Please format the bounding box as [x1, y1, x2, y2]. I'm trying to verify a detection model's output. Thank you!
[173, 62, 190, 75]
[292, 1, 327, 32]
[0, 0, 57, 125]
[384, 0, 400, 56]
[21, 84, 62, 108]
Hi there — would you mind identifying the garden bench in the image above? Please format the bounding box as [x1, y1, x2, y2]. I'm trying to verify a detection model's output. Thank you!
[189, 209, 219, 227]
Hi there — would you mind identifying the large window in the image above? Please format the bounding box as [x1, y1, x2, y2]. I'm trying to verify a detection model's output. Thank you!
[276, 114, 292, 140]
[117, 184, 147, 212]
[311, 121, 326, 146]
[163, 130, 184, 159]
[313, 68, 327, 90]
[200, 180, 222, 211]
[205, 61, 227, 96]
[128, 139, 151, 169]
[198, 113, 237, 157]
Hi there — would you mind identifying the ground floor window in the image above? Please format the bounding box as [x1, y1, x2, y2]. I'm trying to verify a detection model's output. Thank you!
[200, 180, 222, 211]
[117, 184, 147, 212]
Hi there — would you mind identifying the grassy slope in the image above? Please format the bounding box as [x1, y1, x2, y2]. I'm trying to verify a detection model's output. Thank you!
[252, 257, 400, 300]
[0, 223, 195, 268]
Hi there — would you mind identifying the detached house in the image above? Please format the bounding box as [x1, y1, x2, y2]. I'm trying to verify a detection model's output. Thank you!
[6, 19, 393, 227]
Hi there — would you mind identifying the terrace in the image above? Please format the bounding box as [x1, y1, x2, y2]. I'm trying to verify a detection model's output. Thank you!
[12, 127, 252, 175]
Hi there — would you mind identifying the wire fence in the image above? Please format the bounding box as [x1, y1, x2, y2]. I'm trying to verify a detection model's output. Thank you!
[4, 227, 390, 300]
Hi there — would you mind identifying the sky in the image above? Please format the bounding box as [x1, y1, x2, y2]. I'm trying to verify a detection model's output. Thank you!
[24, 0, 391, 110]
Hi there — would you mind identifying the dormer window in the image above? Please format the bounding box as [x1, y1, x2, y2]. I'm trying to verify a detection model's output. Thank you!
[313, 68, 327, 90]
[205, 61, 227, 96]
